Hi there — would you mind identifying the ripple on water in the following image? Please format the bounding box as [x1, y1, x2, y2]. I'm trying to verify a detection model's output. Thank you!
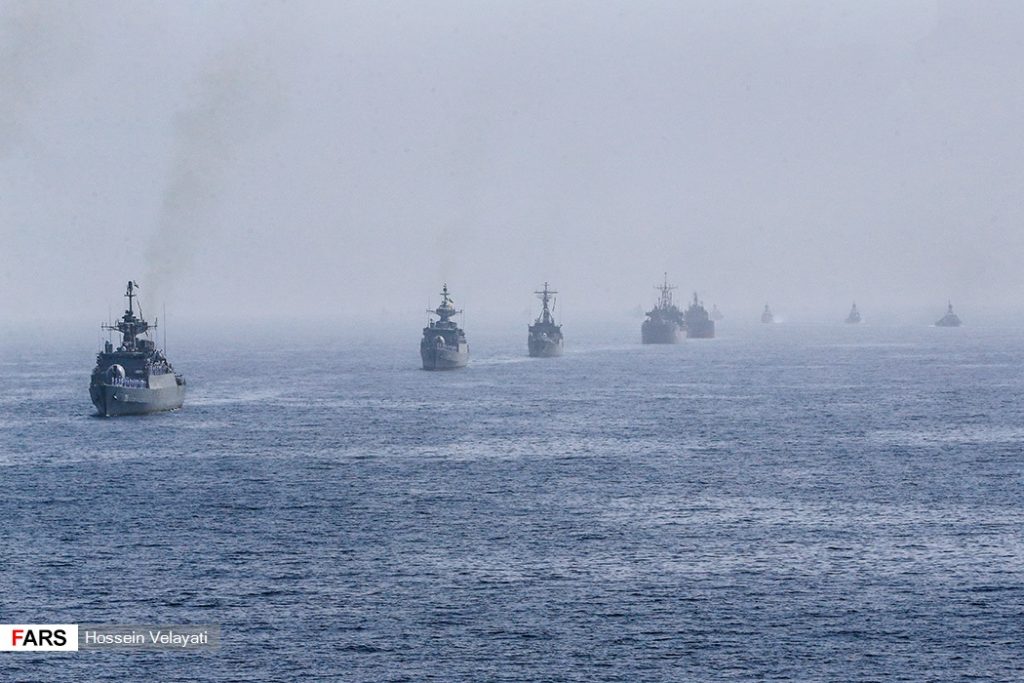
[1, 327, 1023, 681]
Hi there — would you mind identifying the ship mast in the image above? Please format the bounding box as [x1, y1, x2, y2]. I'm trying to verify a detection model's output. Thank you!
[427, 283, 462, 325]
[534, 282, 557, 325]
[655, 272, 676, 309]
[102, 280, 153, 351]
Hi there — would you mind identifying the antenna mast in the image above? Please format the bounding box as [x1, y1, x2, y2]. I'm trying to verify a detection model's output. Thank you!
[534, 282, 558, 325]
[655, 272, 677, 308]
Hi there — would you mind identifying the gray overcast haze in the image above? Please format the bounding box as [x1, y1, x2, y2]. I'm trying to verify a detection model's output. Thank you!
[2, 0, 1023, 329]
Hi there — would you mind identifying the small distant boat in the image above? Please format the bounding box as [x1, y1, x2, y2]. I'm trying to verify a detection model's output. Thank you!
[761, 304, 775, 324]
[90, 281, 186, 417]
[642, 273, 684, 344]
[935, 301, 962, 327]
[710, 304, 724, 321]
[527, 282, 563, 357]
[421, 284, 469, 369]
[683, 292, 715, 339]
[845, 302, 861, 324]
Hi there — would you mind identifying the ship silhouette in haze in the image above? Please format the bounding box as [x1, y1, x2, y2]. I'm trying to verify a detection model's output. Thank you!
[421, 284, 469, 369]
[642, 274, 684, 344]
[528, 283, 563, 357]
[761, 304, 775, 324]
[845, 302, 862, 324]
[90, 281, 186, 417]
[684, 292, 715, 339]
[935, 301, 962, 327]
[710, 304, 724, 321]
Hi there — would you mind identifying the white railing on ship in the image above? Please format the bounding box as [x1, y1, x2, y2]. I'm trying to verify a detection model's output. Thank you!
[109, 377, 146, 388]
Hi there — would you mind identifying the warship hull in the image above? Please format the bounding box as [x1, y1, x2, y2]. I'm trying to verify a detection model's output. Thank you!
[421, 345, 469, 370]
[90, 382, 185, 417]
[528, 336, 563, 357]
[686, 320, 715, 339]
[641, 320, 680, 344]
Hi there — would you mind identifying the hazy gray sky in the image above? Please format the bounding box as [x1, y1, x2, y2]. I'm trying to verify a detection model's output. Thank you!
[2, 0, 1022, 325]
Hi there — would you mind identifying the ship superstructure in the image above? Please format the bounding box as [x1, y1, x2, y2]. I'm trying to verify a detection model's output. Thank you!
[90, 281, 186, 417]
[935, 301, 962, 327]
[845, 302, 862, 324]
[710, 304, 724, 321]
[761, 304, 775, 324]
[684, 292, 715, 339]
[641, 274, 684, 344]
[528, 283, 563, 357]
[421, 283, 469, 369]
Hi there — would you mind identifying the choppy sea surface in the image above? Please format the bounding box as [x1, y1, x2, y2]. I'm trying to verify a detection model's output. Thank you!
[1, 322, 1022, 681]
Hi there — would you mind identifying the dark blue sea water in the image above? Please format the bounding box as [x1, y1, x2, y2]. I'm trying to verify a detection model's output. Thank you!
[2, 322, 1022, 681]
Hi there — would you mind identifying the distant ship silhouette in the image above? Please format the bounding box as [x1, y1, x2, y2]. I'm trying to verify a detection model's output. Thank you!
[935, 302, 962, 327]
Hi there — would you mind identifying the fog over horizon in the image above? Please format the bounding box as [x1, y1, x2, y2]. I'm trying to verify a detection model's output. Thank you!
[2, 1, 1023, 330]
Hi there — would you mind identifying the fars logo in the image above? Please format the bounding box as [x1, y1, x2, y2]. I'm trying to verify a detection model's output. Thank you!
[0, 625, 78, 651]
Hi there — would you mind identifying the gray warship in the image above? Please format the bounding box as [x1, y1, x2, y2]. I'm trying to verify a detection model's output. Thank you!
[421, 283, 469, 370]
[845, 302, 862, 324]
[761, 304, 775, 324]
[684, 292, 715, 339]
[710, 304, 724, 321]
[935, 301, 962, 327]
[641, 274, 684, 344]
[90, 281, 186, 417]
[528, 282, 563, 357]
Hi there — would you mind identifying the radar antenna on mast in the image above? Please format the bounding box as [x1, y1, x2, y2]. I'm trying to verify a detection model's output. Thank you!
[427, 282, 463, 323]
[102, 280, 155, 352]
